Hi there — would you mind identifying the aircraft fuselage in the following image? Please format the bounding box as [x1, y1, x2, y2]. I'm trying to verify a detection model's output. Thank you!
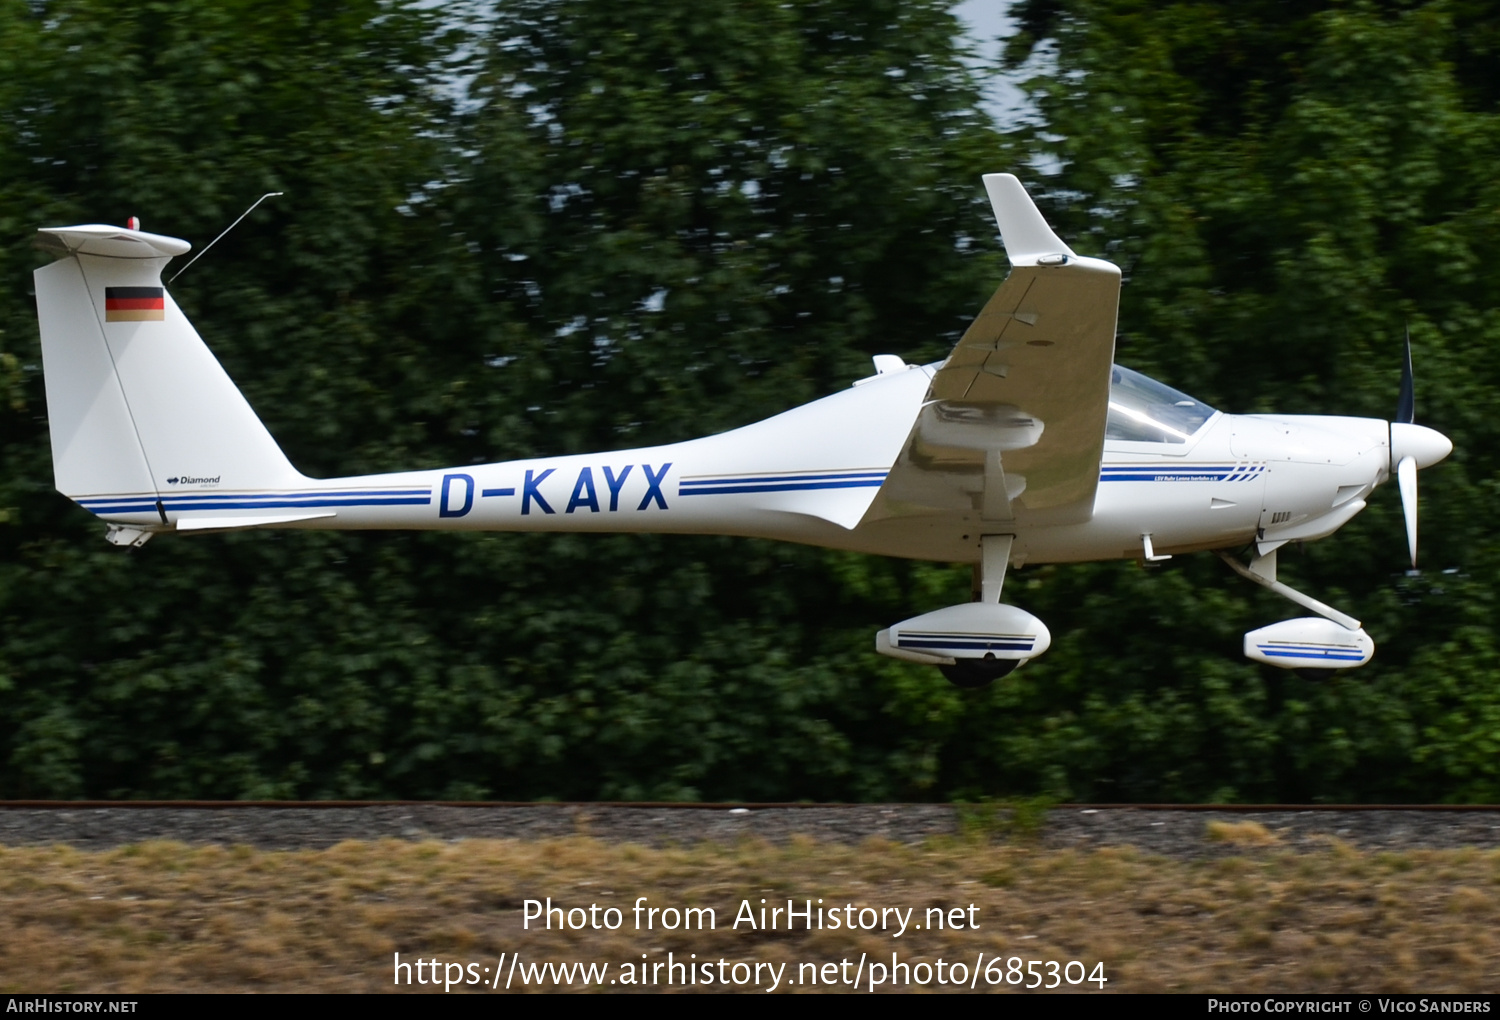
[77, 362, 1394, 569]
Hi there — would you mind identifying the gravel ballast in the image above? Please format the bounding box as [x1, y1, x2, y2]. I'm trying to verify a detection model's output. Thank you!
[0, 804, 1497, 857]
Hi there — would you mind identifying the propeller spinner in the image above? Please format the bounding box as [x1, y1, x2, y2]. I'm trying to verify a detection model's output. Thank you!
[1389, 328, 1453, 568]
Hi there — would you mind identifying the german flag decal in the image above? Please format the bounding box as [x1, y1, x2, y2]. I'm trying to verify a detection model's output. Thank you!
[105, 286, 165, 322]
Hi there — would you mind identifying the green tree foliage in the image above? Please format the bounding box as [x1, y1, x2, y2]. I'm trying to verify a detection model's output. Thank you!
[0, 0, 1497, 802]
[985, 0, 1500, 802]
[0, 0, 997, 800]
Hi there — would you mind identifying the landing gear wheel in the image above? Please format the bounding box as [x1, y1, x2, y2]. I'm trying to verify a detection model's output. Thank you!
[938, 656, 1020, 689]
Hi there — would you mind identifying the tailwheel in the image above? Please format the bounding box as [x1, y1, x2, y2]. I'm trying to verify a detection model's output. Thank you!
[939, 655, 1020, 689]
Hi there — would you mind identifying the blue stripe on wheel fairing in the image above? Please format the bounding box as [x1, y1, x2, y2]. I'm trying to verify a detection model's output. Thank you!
[1257, 645, 1367, 661]
[897, 629, 1037, 652]
[899, 638, 1035, 651]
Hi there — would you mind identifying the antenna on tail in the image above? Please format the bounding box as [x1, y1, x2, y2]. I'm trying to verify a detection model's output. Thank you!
[168, 192, 283, 283]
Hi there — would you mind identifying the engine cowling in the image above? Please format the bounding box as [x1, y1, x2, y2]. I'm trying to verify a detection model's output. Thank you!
[1244, 617, 1374, 670]
[876, 602, 1051, 666]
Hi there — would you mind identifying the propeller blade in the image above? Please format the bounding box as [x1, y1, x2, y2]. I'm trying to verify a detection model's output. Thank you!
[1397, 455, 1418, 568]
[1396, 326, 1415, 424]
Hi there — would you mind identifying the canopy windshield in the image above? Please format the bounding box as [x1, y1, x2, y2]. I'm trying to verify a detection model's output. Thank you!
[1106, 365, 1215, 443]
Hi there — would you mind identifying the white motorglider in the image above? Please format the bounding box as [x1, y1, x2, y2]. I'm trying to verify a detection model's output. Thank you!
[31, 175, 1452, 686]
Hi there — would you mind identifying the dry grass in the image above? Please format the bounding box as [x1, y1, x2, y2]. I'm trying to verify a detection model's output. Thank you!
[0, 836, 1496, 993]
[1206, 820, 1281, 847]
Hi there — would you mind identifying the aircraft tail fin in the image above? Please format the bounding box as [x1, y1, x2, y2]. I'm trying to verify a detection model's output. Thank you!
[33, 224, 304, 534]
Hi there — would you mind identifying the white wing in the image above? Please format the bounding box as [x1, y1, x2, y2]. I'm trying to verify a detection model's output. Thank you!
[873, 174, 1121, 527]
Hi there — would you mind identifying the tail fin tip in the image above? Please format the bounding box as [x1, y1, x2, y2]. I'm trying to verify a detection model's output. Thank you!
[37, 224, 191, 260]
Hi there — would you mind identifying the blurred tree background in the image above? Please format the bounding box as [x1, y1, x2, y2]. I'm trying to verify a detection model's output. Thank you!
[0, 0, 1496, 802]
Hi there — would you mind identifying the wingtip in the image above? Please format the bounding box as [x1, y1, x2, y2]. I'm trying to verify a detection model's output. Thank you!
[982, 173, 1075, 262]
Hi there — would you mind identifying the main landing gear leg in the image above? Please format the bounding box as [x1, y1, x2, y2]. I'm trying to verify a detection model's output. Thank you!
[979, 533, 1012, 605]
[941, 535, 1021, 689]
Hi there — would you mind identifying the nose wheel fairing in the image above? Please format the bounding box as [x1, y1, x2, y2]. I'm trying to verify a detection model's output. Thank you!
[1244, 619, 1374, 669]
[1218, 547, 1374, 672]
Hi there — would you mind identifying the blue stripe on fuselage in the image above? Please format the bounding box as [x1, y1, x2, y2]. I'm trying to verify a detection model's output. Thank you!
[77, 489, 433, 516]
[678, 470, 888, 496]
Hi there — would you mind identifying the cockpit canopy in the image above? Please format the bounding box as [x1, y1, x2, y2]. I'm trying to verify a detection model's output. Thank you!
[1106, 365, 1215, 443]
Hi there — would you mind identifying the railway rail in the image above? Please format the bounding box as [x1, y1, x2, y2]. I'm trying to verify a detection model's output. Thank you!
[0, 802, 1496, 858]
[2, 801, 1500, 810]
